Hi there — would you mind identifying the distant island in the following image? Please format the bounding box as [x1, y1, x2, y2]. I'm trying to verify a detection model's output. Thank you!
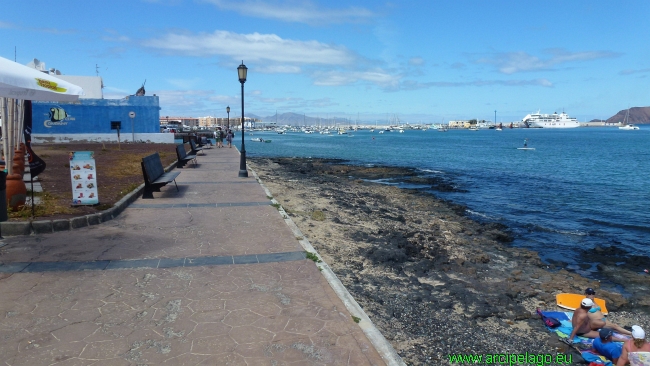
[605, 106, 650, 124]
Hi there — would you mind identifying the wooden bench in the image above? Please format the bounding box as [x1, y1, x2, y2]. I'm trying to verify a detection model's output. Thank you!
[189, 139, 204, 155]
[141, 153, 181, 199]
[176, 144, 197, 168]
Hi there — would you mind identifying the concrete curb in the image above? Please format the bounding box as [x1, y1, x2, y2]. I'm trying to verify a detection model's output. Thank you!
[0, 161, 178, 237]
[249, 165, 406, 366]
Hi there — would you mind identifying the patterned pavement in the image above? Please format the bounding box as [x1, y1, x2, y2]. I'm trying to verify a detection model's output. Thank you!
[0, 145, 390, 366]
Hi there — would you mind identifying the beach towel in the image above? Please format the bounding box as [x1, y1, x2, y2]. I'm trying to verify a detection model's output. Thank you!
[538, 310, 629, 366]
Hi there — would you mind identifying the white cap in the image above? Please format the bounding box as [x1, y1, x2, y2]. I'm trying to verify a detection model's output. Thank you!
[581, 298, 594, 307]
[632, 325, 645, 339]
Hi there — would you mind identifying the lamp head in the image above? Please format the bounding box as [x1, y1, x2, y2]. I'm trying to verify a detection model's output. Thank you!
[238, 62, 247, 83]
[227, 106, 230, 113]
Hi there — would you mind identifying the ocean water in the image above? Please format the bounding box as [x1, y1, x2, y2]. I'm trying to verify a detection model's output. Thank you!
[240, 127, 649, 273]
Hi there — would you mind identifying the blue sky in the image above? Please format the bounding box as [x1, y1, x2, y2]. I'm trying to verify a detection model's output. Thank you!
[2, 0, 649, 123]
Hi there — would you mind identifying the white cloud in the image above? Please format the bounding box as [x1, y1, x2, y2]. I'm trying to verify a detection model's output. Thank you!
[408, 57, 425, 66]
[103, 30, 130, 43]
[143, 30, 356, 66]
[620, 67, 650, 75]
[153, 89, 237, 116]
[477, 48, 621, 74]
[400, 78, 553, 90]
[201, 0, 374, 24]
[167, 78, 203, 89]
[313, 69, 401, 88]
[256, 65, 301, 74]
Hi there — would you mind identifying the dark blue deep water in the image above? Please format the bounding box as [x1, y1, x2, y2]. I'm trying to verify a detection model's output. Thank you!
[241, 127, 649, 274]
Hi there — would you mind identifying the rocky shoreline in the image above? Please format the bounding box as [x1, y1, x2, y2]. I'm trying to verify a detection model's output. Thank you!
[248, 157, 650, 365]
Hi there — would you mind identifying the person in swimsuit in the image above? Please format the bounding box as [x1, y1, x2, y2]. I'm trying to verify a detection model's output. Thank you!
[567, 298, 600, 343]
[617, 325, 650, 366]
[584, 288, 632, 337]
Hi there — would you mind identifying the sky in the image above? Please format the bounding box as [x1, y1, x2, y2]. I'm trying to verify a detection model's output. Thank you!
[1, 0, 649, 124]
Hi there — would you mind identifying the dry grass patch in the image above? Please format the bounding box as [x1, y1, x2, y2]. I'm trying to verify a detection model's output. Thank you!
[8, 192, 75, 219]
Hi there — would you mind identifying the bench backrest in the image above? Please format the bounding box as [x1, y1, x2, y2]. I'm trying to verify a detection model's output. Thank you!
[142, 153, 164, 182]
[176, 144, 188, 159]
[190, 139, 199, 150]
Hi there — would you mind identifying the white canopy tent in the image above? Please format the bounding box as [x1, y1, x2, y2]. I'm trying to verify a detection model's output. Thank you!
[0, 56, 84, 102]
[0, 56, 84, 176]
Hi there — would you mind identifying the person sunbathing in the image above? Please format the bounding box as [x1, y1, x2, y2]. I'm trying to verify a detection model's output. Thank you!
[617, 325, 650, 366]
[567, 298, 600, 343]
[584, 288, 632, 337]
[594, 328, 623, 364]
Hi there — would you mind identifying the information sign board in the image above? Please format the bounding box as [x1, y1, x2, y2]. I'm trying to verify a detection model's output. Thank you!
[70, 151, 99, 205]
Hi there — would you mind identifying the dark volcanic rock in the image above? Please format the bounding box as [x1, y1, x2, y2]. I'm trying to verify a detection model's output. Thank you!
[249, 157, 650, 366]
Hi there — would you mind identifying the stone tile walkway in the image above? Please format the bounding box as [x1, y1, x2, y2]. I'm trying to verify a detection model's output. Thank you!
[0, 145, 393, 365]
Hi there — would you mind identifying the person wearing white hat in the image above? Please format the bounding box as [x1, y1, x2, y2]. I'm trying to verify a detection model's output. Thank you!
[616, 325, 650, 366]
[567, 298, 600, 343]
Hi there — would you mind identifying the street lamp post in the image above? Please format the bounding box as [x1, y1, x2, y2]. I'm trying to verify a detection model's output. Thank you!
[226, 105, 230, 130]
[237, 62, 248, 178]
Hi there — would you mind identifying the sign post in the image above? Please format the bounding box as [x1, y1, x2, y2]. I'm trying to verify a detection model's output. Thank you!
[129, 111, 136, 142]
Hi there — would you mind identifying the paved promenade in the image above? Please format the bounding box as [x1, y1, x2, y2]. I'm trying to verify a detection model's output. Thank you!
[0, 145, 392, 365]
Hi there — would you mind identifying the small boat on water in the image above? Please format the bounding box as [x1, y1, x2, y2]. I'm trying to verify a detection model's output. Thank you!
[251, 138, 271, 142]
[618, 109, 640, 130]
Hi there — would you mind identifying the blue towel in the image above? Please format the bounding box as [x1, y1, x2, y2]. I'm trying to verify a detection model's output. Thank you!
[539, 310, 624, 365]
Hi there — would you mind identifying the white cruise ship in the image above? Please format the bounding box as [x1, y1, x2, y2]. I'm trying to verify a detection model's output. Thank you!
[521, 111, 580, 128]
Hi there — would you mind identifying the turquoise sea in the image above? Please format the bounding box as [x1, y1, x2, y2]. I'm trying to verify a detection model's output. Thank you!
[239, 127, 649, 277]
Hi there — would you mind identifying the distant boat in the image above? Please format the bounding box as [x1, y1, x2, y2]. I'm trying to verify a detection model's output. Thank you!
[619, 109, 640, 130]
[619, 124, 640, 130]
[469, 126, 479, 131]
[521, 111, 580, 128]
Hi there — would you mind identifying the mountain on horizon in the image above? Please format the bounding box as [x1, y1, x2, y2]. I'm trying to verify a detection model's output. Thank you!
[606, 106, 650, 124]
[258, 112, 357, 126]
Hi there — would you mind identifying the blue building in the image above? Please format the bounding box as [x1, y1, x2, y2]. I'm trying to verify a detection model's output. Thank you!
[32, 95, 170, 143]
